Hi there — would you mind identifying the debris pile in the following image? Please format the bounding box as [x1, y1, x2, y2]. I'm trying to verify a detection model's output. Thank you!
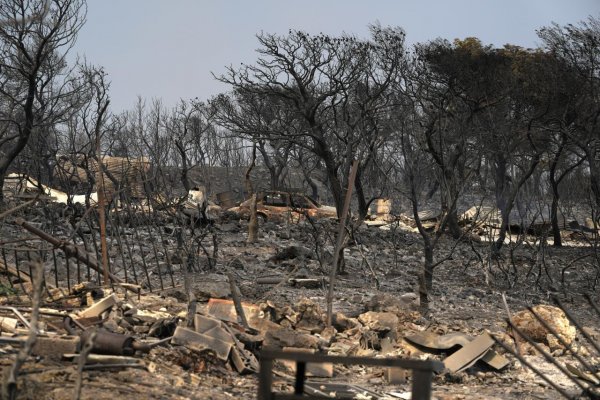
[0, 286, 467, 398]
[0, 189, 599, 399]
[7, 262, 594, 399]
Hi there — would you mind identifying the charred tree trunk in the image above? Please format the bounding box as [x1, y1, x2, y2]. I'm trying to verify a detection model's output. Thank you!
[494, 207, 512, 252]
[246, 144, 258, 244]
[0, 78, 36, 203]
[258, 143, 282, 190]
[550, 190, 561, 246]
[320, 145, 344, 218]
[493, 154, 509, 252]
[426, 180, 439, 200]
[0, 136, 29, 203]
[175, 140, 191, 192]
[424, 128, 463, 239]
[407, 168, 438, 314]
[549, 145, 562, 247]
[267, 166, 279, 190]
[305, 173, 319, 201]
[440, 175, 462, 240]
[247, 194, 258, 244]
[244, 143, 257, 197]
[299, 155, 319, 200]
[587, 154, 600, 213]
[447, 209, 462, 239]
[354, 167, 370, 221]
[492, 152, 540, 253]
[548, 138, 583, 246]
[418, 242, 434, 313]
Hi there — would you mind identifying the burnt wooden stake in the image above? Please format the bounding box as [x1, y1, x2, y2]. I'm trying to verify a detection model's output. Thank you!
[186, 292, 197, 329]
[247, 194, 258, 244]
[326, 160, 359, 327]
[227, 272, 249, 329]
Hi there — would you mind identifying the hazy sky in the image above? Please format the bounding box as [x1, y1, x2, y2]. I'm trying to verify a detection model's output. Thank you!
[70, 0, 600, 112]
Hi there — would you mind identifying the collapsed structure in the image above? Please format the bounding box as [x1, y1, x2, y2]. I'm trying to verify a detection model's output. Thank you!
[54, 155, 152, 200]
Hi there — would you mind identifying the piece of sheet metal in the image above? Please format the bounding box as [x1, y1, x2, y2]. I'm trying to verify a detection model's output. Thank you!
[405, 331, 509, 371]
[443, 333, 495, 373]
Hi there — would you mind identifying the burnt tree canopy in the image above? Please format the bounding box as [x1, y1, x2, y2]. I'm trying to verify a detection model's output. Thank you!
[215, 25, 407, 219]
[0, 0, 87, 201]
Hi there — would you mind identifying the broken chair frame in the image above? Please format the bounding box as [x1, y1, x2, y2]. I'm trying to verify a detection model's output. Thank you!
[258, 349, 444, 400]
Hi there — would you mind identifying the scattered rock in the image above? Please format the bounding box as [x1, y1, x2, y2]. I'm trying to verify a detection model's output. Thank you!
[294, 298, 325, 333]
[194, 281, 231, 300]
[263, 327, 325, 349]
[365, 293, 416, 314]
[219, 222, 240, 233]
[270, 245, 313, 262]
[512, 305, 576, 350]
[332, 312, 360, 332]
[358, 311, 399, 332]
[229, 258, 245, 270]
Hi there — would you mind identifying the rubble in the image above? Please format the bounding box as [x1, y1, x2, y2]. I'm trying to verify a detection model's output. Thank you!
[0, 271, 590, 400]
[405, 331, 473, 351]
[172, 326, 233, 361]
[331, 311, 361, 332]
[295, 297, 326, 333]
[206, 298, 259, 326]
[358, 311, 399, 332]
[78, 293, 119, 318]
[405, 331, 510, 372]
[263, 327, 325, 349]
[193, 280, 231, 300]
[1, 192, 598, 400]
[281, 347, 334, 377]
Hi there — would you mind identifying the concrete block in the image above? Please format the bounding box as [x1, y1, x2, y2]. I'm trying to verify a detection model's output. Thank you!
[32, 335, 80, 357]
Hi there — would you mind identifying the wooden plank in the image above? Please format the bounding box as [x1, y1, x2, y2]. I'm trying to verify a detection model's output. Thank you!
[78, 294, 118, 319]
